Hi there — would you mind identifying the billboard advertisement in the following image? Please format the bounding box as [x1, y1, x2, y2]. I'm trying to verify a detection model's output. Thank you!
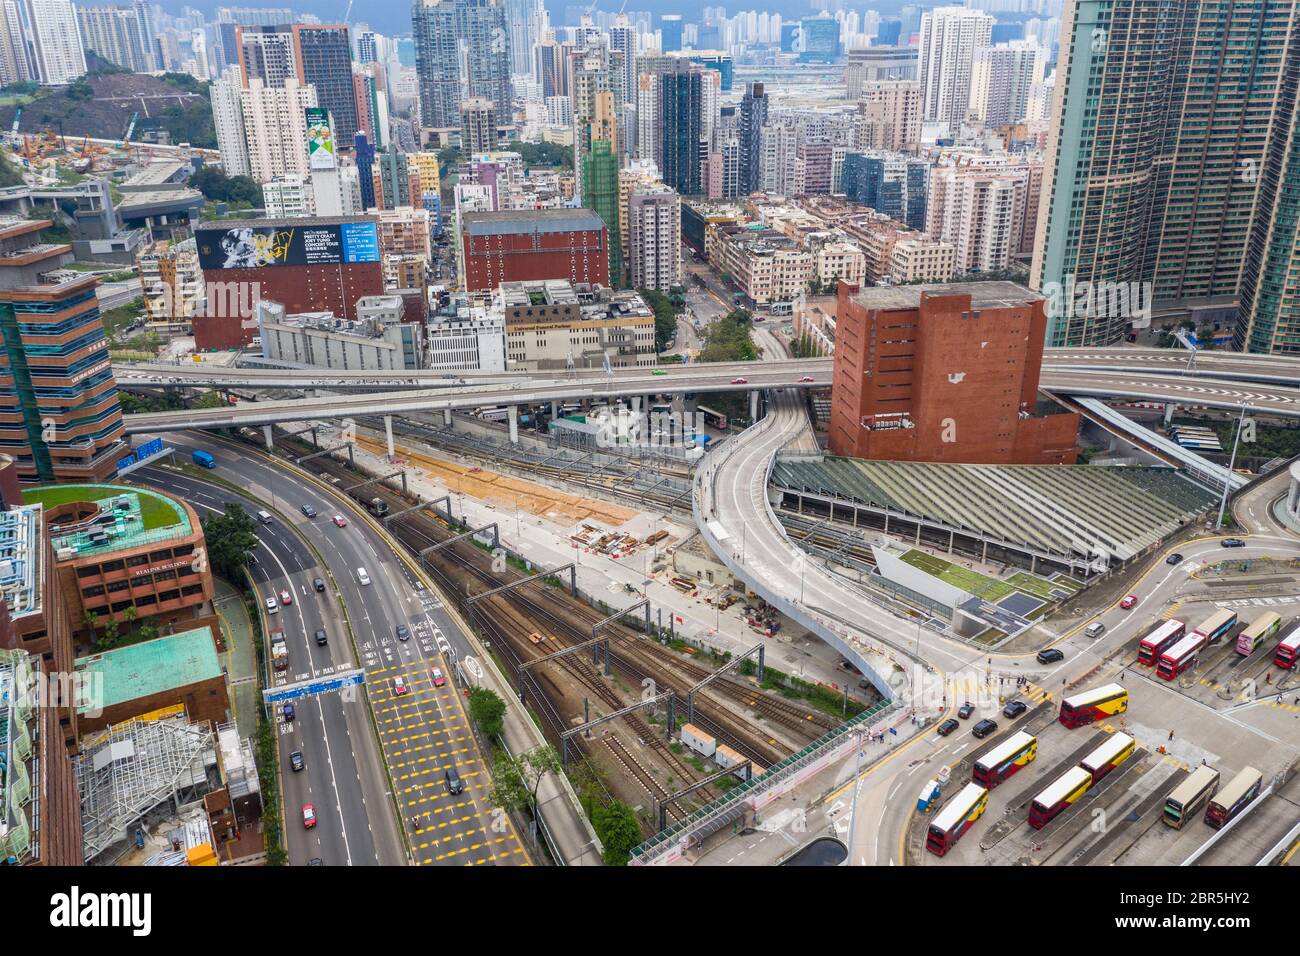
[198, 223, 381, 270]
[306, 106, 336, 171]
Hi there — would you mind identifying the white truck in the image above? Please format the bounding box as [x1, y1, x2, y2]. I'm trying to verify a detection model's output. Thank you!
[270, 628, 288, 672]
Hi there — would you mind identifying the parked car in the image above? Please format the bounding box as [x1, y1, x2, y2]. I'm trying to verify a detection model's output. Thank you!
[290, 751, 304, 772]
[1221, 538, 1246, 548]
[972, 718, 998, 739]
[1120, 594, 1138, 609]
[937, 718, 960, 737]
[1003, 700, 1028, 719]
[1166, 552, 1184, 565]
[957, 701, 975, 719]
[1036, 648, 1065, 664]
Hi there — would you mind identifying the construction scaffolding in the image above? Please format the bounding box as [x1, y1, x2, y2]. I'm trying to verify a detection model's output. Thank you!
[76, 713, 218, 862]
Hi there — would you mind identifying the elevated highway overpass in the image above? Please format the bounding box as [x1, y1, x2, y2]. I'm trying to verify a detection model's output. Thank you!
[114, 346, 1300, 392]
[121, 364, 1300, 435]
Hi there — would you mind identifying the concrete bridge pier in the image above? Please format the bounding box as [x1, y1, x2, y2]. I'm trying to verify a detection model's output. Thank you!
[508, 405, 519, 444]
[550, 400, 559, 419]
[1164, 402, 1177, 425]
[443, 408, 453, 428]
[384, 415, 395, 459]
[262, 425, 274, 450]
[750, 389, 760, 421]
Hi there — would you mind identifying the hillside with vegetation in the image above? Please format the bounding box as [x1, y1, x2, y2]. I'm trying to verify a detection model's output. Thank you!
[0, 72, 214, 149]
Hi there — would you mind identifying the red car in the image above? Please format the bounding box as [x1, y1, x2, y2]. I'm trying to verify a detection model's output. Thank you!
[798, 376, 816, 383]
[393, 675, 408, 697]
[332, 514, 348, 527]
[302, 804, 317, 829]
[730, 377, 748, 385]
[279, 589, 293, 606]
[1120, 594, 1138, 610]
[431, 667, 446, 688]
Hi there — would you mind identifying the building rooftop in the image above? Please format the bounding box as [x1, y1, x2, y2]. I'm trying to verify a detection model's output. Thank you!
[76, 625, 221, 715]
[461, 207, 604, 237]
[851, 281, 1041, 311]
[0, 504, 42, 619]
[23, 485, 191, 561]
[120, 162, 188, 189]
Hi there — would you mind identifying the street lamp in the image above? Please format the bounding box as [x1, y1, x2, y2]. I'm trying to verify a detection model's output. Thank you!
[1215, 402, 1248, 530]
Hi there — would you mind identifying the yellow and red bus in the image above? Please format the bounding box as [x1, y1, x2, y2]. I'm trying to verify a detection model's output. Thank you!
[1028, 766, 1093, 829]
[971, 731, 1037, 788]
[1192, 608, 1238, 646]
[1163, 765, 1219, 828]
[1138, 619, 1185, 666]
[1058, 683, 1128, 728]
[925, 782, 989, 857]
[1205, 766, 1263, 829]
[1157, 633, 1205, 680]
[1236, 612, 1281, 656]
[1079, 732, 1136, 784]
[1273, 624, 1300, 670]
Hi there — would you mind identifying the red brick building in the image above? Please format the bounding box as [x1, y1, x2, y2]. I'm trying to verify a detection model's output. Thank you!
[461, 209, 609, 293]
[192, 217, 386, 350]
[829, 282, 1079, 464]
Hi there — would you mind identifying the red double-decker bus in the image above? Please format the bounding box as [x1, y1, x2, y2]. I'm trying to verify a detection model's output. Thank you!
[1028, 767, 1093, 829]
[1137, 619, 1185, 666]
[1079, 732, 1136, 784]
[924, 782, 989, 857]
[971, 732, 1037, 788]
[1157, 633, 1205, 680]
[1058, 683, 1128, 728]
[1275, 624, 1300, 670]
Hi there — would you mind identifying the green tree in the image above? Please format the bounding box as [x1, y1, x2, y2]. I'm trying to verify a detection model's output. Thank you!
[592, 801, 641, 865]
[189, 166, 261, 205]
[639, 287, 681, 353]
[488, 744, 562, 849]
[467, 686, 506, 739]
[202, 503, 260, 583]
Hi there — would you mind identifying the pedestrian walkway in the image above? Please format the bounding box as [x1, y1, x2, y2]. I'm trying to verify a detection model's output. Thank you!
[215, 578, 259, 737]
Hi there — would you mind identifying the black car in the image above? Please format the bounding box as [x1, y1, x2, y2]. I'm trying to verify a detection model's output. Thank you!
[972, 718, 998, 739]
[314, 628, 328, 646]
[313, 577, 326, 592]
[396, 624, 410, 642]
[290, 751, 304, 772]
[308, 858, 323, 866]
[1003, 700, 1028, 719]
[1036, 648, 1065, 664]
[958, 701, 975, 719]
[1166, 552, 1184, 565]
[301, 504, 317, 518]
[1221, 538, 1246, 548]
[445, 767, 464, 795]
[937, 718, 960, 737]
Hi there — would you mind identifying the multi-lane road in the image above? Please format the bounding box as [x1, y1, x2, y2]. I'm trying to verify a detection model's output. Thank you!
[141, 434, 528, 866]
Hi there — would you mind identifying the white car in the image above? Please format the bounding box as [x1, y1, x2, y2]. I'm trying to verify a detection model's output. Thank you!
[265, 596, 279, 614]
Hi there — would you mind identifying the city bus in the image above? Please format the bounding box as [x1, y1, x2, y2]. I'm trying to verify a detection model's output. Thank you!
[1157, 632, 1207, 680]
[1058, 683, 1129, 728]
[1275, 624, 1300, 670]
[971, 731, 1038, 788]
[1192, 608, 1238, 646]
[1236, 612, 1282, 656]
[697, 405, 729, 430]
[1137, 619, 1186, 666]
[1205, 766, 1263, 829]
[1079, 732, 1137, 784]
[925, 782, 989, 857]
[1163, 765, 1220, 829]
[1028, 766, 1093, 829]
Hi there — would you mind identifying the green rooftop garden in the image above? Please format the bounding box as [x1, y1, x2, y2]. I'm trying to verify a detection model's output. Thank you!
[23, 484, 186, 532]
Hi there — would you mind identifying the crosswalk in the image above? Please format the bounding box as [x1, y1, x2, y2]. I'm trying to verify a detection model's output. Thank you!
[1215, 595, 1300, 609]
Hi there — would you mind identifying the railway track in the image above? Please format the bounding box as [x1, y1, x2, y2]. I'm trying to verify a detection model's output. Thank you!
[604, 737, 686, 824]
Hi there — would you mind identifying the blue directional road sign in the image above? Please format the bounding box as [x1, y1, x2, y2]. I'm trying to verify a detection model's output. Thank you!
[262, 668, 366, 705]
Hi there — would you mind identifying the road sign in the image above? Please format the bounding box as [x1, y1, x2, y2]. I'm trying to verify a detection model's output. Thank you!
[261, 668, 365, 704]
